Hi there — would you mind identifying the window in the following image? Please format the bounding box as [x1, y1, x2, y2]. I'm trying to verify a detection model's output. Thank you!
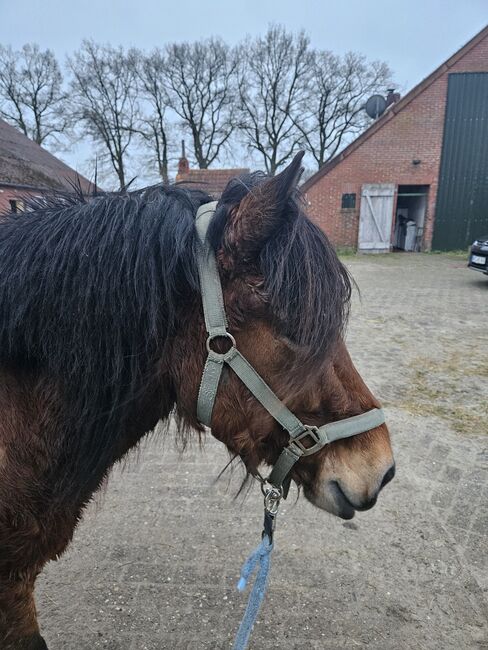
[341, 193, 356, 209]
[9, 199, 24, 213]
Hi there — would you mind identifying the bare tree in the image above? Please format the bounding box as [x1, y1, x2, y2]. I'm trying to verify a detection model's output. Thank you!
[164, 38, 238, 169]
[296, 51, 393, 169]
[237, 26, 313, 175]
[67, 41, 140, 189]
[131, 49, 171, 184]
[0, 44, 66, 146]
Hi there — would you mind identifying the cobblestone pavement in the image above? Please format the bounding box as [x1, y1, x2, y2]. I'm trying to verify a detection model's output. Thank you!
[37, 253, 488, 649]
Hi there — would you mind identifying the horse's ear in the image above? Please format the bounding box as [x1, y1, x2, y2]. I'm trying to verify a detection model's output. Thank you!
[221, 151, 305, 266]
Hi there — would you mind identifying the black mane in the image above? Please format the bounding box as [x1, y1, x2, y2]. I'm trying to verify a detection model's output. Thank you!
[0, 185, 210, 498]
[0, 175, 350, 499]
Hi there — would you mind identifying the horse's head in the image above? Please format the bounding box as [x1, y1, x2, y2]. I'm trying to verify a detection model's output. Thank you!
[173, 153, 394, 519]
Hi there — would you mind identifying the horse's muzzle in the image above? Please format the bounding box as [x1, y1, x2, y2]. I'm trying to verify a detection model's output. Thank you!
[305, 462, 396, 519]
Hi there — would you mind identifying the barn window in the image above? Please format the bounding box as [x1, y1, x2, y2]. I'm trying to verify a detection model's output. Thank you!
[341, 193, 356, 209]
[9, 199, 24, 213]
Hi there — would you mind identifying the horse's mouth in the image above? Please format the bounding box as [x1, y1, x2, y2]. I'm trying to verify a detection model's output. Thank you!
[328, 481, 357, 519]
[304, 478, 382, 519]
[304, 480, 356, 519]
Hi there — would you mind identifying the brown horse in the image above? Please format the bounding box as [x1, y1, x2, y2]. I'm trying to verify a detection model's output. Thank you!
[0, 153, 394, 649]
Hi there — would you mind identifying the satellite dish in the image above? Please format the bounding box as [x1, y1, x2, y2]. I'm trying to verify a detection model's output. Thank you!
[365, 94, 387, 119]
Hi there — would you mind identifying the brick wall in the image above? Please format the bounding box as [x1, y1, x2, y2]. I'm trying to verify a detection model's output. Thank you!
[0, 187, 38, 214]
[304, 32, 488, 250]
[0, 187, 45, 217]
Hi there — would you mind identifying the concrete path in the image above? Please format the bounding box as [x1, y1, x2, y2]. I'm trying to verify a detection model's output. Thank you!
[37, 254, 488, 649]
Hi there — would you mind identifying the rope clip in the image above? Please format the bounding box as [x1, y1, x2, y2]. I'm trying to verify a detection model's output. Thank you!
[261, 482, 283, 515]
[260, 483, 283, 542]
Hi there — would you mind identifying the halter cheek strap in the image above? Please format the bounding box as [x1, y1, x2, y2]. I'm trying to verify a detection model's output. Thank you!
[195, 201, 386, 493]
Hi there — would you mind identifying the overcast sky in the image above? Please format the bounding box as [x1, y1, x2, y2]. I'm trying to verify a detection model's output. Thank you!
[0, 0, 486, 182]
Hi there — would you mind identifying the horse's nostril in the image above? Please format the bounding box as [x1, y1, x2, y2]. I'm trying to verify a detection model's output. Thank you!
[380, 463, 396, 490]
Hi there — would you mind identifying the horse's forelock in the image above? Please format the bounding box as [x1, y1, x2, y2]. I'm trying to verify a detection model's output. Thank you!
[210, 172, 352, 362]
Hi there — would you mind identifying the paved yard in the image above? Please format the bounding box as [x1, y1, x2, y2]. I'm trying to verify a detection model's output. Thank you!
[38, 253, 488, 649]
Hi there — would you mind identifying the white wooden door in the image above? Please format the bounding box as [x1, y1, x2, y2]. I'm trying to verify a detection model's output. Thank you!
[358, 184, 395, 252]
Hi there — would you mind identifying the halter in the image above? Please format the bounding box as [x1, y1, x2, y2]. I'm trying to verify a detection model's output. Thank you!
[195, 201, 385, 496]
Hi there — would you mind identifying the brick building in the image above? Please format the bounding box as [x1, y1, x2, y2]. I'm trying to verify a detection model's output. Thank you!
[302, 26, 488, 252]
[0, 118, 93, 214]
[175, 146, 249, 198]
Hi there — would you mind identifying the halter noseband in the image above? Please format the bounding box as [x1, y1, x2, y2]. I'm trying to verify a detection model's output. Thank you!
[195, 201, 385, 495]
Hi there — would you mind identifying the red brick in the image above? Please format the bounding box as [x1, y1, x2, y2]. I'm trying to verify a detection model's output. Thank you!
[302, 28, 488, 251]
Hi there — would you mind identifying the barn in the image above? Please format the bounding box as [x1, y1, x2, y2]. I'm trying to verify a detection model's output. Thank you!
[302, 25, 488, 252]
[0, 118, 93, 214]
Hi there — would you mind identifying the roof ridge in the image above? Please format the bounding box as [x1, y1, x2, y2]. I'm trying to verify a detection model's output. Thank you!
[0, 118, 95, 192]
[301, 24, 488, 192]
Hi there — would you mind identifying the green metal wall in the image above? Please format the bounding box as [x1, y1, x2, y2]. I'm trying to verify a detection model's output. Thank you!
[432, 72, 488, 250]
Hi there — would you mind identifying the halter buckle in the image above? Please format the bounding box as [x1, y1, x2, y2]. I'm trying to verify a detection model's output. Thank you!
[288, 425, 325, 457]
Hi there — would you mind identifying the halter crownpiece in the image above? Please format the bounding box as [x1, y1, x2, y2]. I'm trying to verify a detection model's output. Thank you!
[195, 201, 386, 494]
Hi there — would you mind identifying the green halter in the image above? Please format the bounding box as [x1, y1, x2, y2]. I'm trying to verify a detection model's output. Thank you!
[195, 201, 385, 493]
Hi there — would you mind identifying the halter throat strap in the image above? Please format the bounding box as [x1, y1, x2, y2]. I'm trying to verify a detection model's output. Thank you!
[194, 201, 385, 493]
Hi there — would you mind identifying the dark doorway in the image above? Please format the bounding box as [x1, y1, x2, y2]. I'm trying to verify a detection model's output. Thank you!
[393, 185, 429, 251]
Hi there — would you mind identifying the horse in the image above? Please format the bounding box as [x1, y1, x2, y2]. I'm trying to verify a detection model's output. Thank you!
[0, 152, 395, 649]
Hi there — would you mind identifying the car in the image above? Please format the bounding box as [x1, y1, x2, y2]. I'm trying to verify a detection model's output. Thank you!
[468, 236, 488, 275]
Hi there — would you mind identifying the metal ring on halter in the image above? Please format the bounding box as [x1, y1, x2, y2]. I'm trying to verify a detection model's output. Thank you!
[264, 492, 281, 515]
[206, 332, 236, 356]
[261, 483, 283, 515]
[260, 481, 283, 499]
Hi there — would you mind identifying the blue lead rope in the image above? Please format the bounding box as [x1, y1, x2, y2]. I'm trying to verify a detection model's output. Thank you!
[232, 534, 274, 650]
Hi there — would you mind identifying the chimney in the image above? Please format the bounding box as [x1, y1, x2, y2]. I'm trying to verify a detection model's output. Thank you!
[385, 88, 401, 108]
[176, 140, 190, 180]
